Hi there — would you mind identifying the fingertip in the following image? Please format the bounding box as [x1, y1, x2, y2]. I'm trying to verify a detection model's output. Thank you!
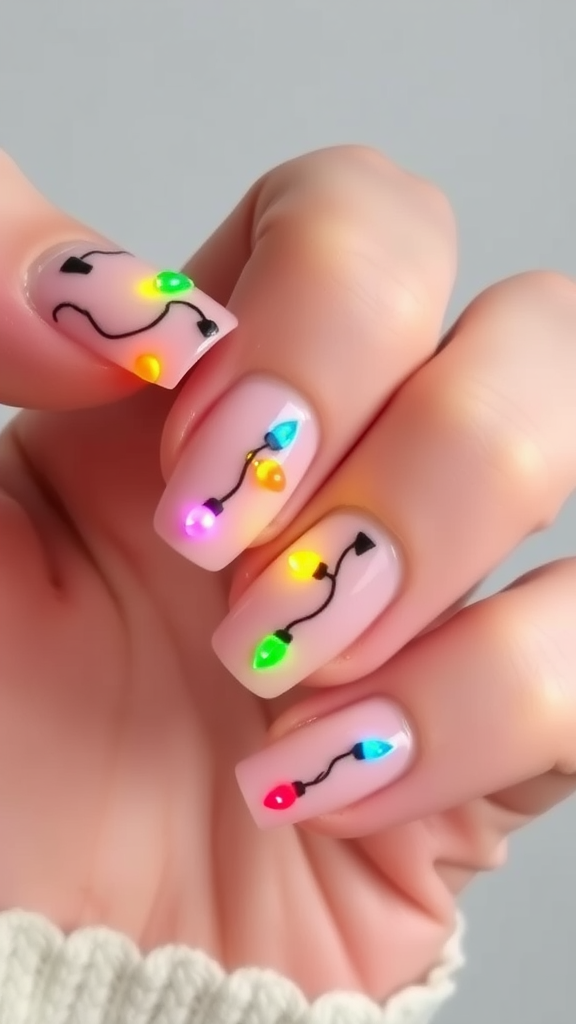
[0, 155, 237, 410]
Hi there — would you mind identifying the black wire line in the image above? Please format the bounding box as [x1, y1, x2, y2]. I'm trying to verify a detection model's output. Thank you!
[283, 539, 359, 633]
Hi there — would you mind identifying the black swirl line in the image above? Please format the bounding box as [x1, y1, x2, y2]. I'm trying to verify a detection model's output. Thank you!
[217, 444, 269, 504]
[287, 742, 379, 799]
[79, 249, 129, 259]
[260, 533, 376, 666]
[304, 748, 357, 789]
[52, 300, 219, 340]
[283, 536, 371, 634]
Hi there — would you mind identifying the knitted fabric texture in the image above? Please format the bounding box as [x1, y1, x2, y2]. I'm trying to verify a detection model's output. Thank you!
[0, 911, 463, 1024]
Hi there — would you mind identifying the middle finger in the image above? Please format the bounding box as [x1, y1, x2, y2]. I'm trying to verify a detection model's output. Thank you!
[213, 271, 576, 695]
[154, 147, 456, 570]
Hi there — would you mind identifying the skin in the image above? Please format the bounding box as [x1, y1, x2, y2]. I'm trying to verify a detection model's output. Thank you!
[0, 147, 575, 1002]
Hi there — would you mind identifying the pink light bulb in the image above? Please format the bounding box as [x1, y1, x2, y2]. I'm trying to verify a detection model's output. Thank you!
[184, 505, 217, 538]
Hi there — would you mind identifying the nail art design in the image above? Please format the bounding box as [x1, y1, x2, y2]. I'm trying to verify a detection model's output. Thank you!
[154, 377, 319, 570]
[212, 511, 402, 697]
[263, 738, 394, 809]
[183, 418, 300, 538]
[55, 251, 219, 342]
[235, 697, 412, 829]
[252, 531, 375, 670]
[27, 243, 238, 388]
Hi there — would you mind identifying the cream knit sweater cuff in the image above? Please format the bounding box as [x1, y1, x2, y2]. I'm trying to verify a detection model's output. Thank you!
[0, 911, 464, 1024]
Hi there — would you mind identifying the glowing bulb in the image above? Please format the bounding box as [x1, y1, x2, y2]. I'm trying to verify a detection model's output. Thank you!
[253, 459, 286, 491]
[288, 550, 324, 580]
[154, 270, 194, 295]
[184, 504, 218, 538]
[134, 353, 161, 382]
[263, 783, 298, 810]
[353, 739, 394, 761]
[136, 278, 161, 300]
[265, 420, 299, 451]
[253, 630, 292, 670]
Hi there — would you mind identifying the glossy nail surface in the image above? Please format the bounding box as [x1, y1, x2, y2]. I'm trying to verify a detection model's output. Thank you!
[27, 243, 237, 388]
[154, 376, 319, 570]
[212, 510, 402, 697]
[236, 697, 413, 828]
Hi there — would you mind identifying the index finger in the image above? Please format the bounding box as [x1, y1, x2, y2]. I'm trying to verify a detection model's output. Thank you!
[0, 152, 237, 409]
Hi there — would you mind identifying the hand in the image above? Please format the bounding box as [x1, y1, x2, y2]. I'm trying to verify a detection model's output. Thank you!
[0, 147, 574, 1002]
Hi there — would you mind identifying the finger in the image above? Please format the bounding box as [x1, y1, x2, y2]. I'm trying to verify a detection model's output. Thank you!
[213, 271, 576, 696]
[154, 146, 456, 570]
[0, 152, 236, 408]
[233, 558, 576, 832]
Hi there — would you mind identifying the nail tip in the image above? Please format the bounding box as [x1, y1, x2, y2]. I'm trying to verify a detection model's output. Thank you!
[28, 242, 237, 387]
[235, 696, 412, 829]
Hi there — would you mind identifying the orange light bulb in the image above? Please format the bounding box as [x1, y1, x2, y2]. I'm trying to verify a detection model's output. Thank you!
[253, 459, 286, 491]
[134, 354, 161, 383]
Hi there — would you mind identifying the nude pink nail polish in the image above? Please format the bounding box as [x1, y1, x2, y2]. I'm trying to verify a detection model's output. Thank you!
[154, 376, 320, 570]
[212, 510, 402, 697]
[235, 697, 413, 829]
[26, 243, 237, 388]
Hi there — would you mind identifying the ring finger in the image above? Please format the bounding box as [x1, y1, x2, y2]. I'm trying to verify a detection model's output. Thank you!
[234, 558, 576, 831]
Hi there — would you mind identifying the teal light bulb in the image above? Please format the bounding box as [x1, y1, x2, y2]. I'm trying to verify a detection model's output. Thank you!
[359, 738, 394, 761]
[265, 420, 299, 451]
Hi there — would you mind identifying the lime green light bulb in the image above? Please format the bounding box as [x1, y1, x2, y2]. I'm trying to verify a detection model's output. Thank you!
[154, 270, 194, 295]
[253, 630, 291, 670]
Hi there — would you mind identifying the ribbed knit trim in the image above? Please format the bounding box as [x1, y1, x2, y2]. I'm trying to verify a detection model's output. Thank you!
[0, 911, 463, 1024]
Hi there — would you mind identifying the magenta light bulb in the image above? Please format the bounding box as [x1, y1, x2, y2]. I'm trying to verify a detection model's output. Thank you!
[184, 505, 217, 538]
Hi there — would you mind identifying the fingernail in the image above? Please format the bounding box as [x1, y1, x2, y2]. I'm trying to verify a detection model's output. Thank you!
[235, 697, 412, 829]
[212, 510, 402, 697]
[154, 376, 319, 570]
[26, 243, 237, 388]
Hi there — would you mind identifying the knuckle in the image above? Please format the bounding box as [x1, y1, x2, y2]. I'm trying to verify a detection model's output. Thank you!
[277, 214, 431, 341]
[421, 376, 550, 513]
[256, 147, 456, 349]
[469, 395, 548, 504]
[352, 149, 457, 262]
[480, 270, 576, 347]
[330, 144, 456, 235]
[336, 244, 431, 343]
[427, 270, 576, 527]
[409, 175, 457, 240]
[489, 603, 575, 740]
[512, 269, 576, 311]
[327, 143, 394, 173]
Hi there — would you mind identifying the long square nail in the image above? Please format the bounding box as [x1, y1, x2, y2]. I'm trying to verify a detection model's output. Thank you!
[154, 376, 319, 570]
[235, 697, 413, 828]
[26, 243, 237, 388]
[212, 510, 402, 697]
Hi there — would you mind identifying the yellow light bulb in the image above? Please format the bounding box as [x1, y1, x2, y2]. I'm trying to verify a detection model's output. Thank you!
[288, 550, 322, 579]
[136, 278, 161, 300]
[253, 459, 286, 492]
[134, 354, 161, 383]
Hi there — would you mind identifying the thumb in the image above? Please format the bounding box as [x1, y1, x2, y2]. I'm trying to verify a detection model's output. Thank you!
[0, 152, 237, 409]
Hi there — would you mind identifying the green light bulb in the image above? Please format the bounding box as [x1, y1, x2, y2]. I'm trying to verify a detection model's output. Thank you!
[253, 630, 291, 670]
[154, 270, 194, 295]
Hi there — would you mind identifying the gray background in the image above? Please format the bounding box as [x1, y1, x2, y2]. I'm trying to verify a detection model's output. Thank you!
[1, 1, 575, 1020]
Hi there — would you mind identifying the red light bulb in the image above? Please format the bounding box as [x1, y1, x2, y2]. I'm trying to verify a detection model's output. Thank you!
[263, 782, 298, 810]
